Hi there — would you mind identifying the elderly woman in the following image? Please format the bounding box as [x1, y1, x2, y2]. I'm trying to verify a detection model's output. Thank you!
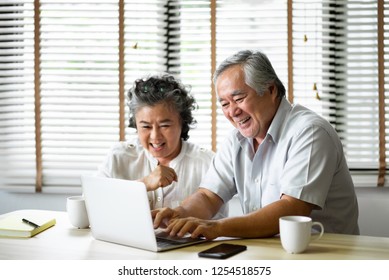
[96, 73, 227, 218]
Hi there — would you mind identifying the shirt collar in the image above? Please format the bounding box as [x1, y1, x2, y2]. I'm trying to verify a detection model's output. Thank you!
[267, 97, 292, 144]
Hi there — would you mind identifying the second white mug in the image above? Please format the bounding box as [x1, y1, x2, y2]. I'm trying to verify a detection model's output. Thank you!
[66, 195, 90, 229]
[279, 215, 324, 254]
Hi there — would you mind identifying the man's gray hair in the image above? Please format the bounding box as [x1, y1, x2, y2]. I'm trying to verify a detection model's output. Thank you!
[213, 50, 285, 98]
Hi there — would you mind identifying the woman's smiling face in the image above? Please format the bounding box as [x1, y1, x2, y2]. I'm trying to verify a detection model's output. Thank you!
[135, 102, 182, 166]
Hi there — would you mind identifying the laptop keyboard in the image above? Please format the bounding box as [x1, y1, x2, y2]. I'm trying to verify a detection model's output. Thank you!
[155, 232, 204, 249]
[156, 236, 185, 248]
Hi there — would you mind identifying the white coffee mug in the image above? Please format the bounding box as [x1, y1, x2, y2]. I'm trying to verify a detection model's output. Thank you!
[279, 215, 324, 254]
[66, 196, 90, 229]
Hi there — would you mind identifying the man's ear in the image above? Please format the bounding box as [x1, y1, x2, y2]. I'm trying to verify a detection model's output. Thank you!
[268, 83, 278, 96]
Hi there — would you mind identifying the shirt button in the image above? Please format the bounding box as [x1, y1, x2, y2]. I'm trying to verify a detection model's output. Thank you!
[255, 179, 259, 184]
[157, 197, 162, 202]
[127, 144, 135, 149]
[252, 206, 257, 211]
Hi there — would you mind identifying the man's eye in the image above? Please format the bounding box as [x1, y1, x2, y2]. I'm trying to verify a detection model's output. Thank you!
[235, 97, 244, 103]
[221, 103, 228, 107]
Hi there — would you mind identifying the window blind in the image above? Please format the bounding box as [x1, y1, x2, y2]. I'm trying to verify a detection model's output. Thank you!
[292, 0, 326, 117]
[1, 0, 389, 192]
[0, 0, 167, 191]
[292, 0, 387, 186]
[0, 1, 36, 191]
[321, 0, 383, 186]
[164, 0, 214, 150]
[215, 0, 288, 148]
[37, 0, 121, 191]
[123, 0, 167, 138]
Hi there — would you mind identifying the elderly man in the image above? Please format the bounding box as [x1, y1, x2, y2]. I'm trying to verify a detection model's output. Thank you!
[153, 50, 359, 239]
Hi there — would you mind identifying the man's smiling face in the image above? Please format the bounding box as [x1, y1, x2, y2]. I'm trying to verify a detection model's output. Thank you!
[216, 65, 280, 146]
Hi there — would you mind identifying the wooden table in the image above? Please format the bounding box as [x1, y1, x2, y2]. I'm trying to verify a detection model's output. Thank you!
[1, 209, 388, 260]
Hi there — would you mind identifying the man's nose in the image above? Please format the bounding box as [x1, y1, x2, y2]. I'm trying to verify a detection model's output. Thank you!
[229, 103, 241, 117]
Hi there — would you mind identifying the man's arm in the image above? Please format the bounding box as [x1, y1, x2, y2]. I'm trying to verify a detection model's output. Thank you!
[178, 188, 224, 219]
[166, 194, 315, 240]
[152, 188, 223, 228]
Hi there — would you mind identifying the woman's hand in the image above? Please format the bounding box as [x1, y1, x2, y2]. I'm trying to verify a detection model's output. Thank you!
[140, 165, 178, 191]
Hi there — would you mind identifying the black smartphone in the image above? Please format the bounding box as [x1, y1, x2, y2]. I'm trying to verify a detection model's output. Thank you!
[198, 243, 247, 259]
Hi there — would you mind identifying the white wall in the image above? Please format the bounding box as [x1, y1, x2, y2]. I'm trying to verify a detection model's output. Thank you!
[0, 191, 76, 214]
[355, 187, 389, 237]
[1, 187, 388, 237]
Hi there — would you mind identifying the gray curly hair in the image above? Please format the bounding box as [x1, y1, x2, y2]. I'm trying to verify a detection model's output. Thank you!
[127, 73, 198, 141]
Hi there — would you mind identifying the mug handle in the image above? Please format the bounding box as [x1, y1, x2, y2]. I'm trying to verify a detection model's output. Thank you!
[311, 221, 324, 241]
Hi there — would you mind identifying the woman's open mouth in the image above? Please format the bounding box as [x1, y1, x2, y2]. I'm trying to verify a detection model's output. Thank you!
[150, 143, 165, 151]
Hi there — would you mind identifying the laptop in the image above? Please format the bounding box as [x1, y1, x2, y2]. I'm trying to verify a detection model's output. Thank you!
[81, 175, 207, 252]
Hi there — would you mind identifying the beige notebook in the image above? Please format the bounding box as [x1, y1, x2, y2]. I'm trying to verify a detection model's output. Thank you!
[0, 212, 56, 238]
